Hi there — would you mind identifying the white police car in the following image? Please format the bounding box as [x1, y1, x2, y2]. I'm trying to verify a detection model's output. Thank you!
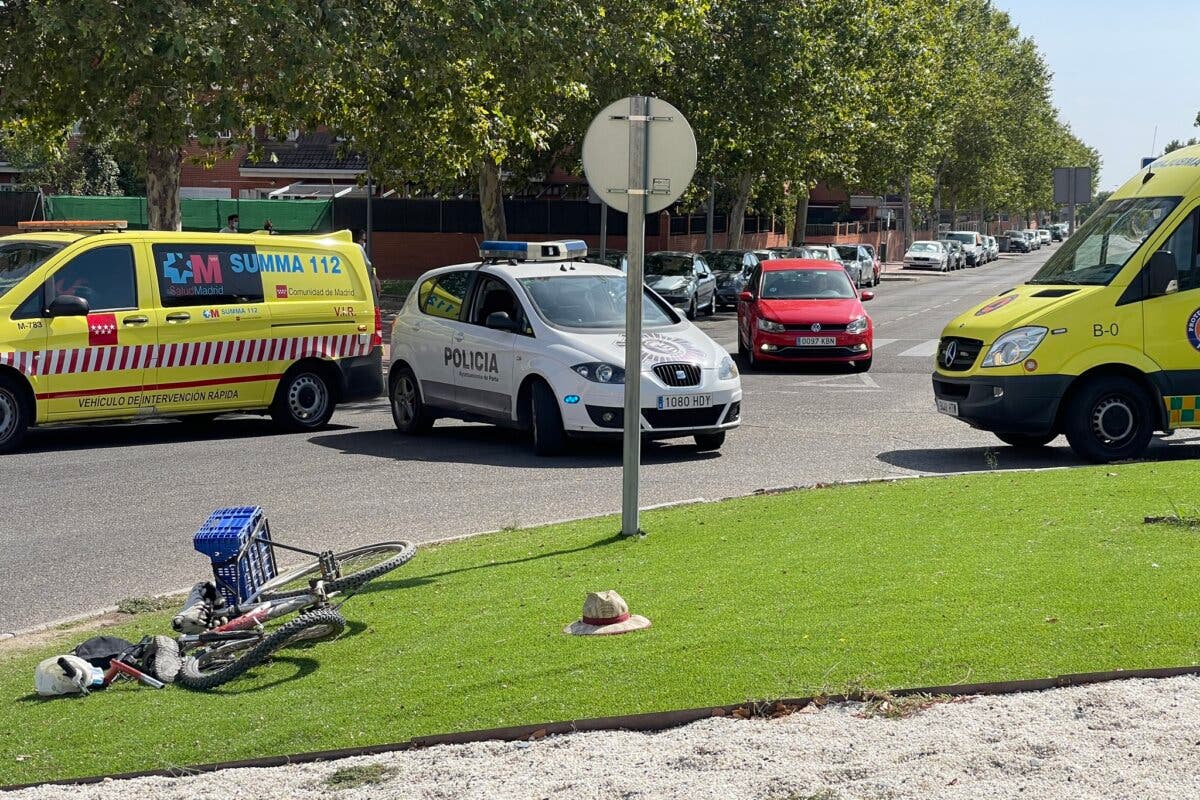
[389, 240, 742, 455]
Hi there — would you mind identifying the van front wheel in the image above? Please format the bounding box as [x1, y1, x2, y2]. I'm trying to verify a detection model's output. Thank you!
[271, 367, 335, 432]
[1062, 376, 1153, 463]
[0, 375, 30, 454]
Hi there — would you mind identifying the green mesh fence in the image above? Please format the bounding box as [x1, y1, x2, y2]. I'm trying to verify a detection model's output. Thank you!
[45, 196, 333, 233]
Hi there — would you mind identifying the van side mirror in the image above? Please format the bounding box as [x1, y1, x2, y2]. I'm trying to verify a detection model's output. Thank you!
[48, 294, 89, 317]
[484, 311, 520, 331]
[1145, 250, 1179, 297]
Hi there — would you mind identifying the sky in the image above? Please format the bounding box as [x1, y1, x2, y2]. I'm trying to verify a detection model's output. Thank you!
[997, 0, 1200, 190]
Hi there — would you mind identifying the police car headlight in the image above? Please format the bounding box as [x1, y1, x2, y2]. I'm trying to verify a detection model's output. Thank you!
[718, 354, 738, 380]
[981, 326, 1047, 367]
[573, 362, 626, 384]
[757, 318, 786, 333]
[846, 315, 868, 335]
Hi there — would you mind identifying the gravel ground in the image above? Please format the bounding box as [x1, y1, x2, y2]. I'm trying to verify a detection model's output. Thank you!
[11, 675, 1200, 799]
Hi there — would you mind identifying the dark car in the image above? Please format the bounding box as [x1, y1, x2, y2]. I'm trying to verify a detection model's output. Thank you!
[587, 250, 628, 272]
[644, 251, 717, 319]
[938, 239, 966, 269]
[701, 249, 761, 310]
[1004, 230, 1031, 253]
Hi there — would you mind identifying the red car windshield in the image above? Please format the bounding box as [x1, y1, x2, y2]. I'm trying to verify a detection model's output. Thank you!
[761, 269, 855, 300]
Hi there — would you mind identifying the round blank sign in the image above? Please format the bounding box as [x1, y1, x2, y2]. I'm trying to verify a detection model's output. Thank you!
[581, 96, 697, 215]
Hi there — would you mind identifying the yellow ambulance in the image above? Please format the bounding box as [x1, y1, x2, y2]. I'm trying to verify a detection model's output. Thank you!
[0, 222, 382, 452]
[933, 144, 1200, 462]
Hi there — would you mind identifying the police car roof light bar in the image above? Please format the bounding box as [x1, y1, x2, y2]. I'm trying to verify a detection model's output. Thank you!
[479, 239, 588, 263]
[18, 219, 128, 232]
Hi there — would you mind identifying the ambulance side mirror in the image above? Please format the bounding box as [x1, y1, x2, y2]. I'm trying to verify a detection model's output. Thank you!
[48, 294, 89, 317]
[1145, 250, 1179, 297]
[484, 311, 520, 332]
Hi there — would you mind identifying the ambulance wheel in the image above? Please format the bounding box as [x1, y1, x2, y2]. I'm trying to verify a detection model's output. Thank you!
[390, 365, 434, 434]
[1062, 375, 1153, 463]
[271, 365, 335, 432]
[530, 380, 566, 456]
[0, 374, 30, 454]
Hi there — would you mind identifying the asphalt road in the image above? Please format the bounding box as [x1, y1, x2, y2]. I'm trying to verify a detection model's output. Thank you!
[6, 247, 1199, 631]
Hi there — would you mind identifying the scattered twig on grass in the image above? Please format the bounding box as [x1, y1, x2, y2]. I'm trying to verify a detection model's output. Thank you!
[1144, 515, 1200, 529]
[323, 764, 397, 790]
[857, 690, 958, 720]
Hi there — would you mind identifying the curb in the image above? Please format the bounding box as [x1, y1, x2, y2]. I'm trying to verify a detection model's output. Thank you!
[6, 665, 1199, 791]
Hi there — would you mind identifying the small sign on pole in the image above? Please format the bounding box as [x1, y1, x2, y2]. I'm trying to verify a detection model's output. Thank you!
[582, 97, 697, 537]
[1053, 166, 1093, 236]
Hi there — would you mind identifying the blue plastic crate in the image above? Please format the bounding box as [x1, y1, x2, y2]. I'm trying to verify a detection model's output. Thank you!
[193, 506, 277, 605]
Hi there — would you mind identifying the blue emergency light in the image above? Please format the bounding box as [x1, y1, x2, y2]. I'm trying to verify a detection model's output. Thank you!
[480, 240, 588, 262]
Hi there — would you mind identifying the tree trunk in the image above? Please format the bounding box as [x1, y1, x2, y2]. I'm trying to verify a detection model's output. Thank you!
[902, 173, 914, 249]
[791, 184, 810, 246]
[727, 170, 755, 249]
[478, 157, 507, 241]
[146, 144, 182, 231]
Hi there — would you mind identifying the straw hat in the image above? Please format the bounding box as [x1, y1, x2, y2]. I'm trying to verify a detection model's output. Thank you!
[564, 590, 651, 636]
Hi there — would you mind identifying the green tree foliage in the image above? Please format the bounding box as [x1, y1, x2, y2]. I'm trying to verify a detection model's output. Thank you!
[0, 0, 343, 229]
[1164, 138, 1199, 154]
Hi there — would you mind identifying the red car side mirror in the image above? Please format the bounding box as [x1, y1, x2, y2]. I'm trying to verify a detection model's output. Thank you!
[860, 291, 875, 301]
[738, 291, 753, 302]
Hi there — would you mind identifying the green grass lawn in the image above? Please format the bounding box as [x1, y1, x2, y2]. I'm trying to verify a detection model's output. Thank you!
[4, 462, 1200, 785]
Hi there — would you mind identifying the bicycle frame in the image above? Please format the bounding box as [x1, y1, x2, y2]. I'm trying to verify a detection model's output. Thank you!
[177, 591, 323, 653]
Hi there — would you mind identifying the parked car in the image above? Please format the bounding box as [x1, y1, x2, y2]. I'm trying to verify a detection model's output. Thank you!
[834, 244, 876, 287]
[1023, 229, 1042, 250]
[939, 238, 967, 269]
[645, 251, 717, 319]
[902, 240, 951, 271]
[587, 250, 628, 272]
[1004, 230, 1031, 253]
[1037, 228, 1052, 246]
[736, 258, 874, 371]
[859, 243, 884, 284]
[701, 249, 761, 310]
[752, 249, 780, 263]
[944, 231, 985, 267]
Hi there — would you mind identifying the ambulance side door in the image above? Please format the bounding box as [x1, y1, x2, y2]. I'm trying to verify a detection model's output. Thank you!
[1142, 204, 1200, 425]
[453, 274, 519, 419]
[41, 242, 156, 420]
[148, 241, 271, 414]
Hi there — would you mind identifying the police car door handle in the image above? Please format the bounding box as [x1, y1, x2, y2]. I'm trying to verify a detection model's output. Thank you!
[122, 315, 149, 326]
[166, 312, 191, 323]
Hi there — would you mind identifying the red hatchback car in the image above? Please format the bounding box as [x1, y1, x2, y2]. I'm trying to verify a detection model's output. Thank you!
[737, 258, 874, 371]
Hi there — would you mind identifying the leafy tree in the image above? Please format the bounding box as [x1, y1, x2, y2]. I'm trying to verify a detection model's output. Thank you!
[0, 1, 343, 229]
[1164, 138, 1199, 154]
[1, 123, 123, 195]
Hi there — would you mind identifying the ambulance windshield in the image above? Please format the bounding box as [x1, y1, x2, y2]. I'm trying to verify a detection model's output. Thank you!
[1030, 196, 1181, 285]
[0, 241, 64, 299]
[519, 275, 677, 330]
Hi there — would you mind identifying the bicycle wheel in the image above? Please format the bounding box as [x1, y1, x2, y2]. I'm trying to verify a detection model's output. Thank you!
[258, 541, 417, 600]
[176, 608, 346, 691]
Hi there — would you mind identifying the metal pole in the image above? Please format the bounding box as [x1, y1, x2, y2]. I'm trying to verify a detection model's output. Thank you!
[365, 170, 374, 259]
[705, 175, 715, 251]
[599, 203, 608, 260]
[1067, 167, 1076, 237]
[621, 96, 649, 538]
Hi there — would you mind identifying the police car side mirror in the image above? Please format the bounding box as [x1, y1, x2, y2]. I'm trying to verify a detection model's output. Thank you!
[1145, 250, 1179, 297]
[48, 294, 89, 317]
[484, 311, 520, 332]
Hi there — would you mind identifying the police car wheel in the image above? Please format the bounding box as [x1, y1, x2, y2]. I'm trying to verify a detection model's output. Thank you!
[694, 432, 725, 451]
[0, 376, 30, 454]
[530, 380, 566, 456]
[271, 368, 334, 432]
[390, 366, 434, 434]
[1063, 375, 1153, 463]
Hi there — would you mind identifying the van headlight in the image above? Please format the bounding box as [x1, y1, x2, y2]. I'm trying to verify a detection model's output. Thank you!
[846, 315, 868, 335]
[757, 318, 786, 333]
[718, 354, 738, 380]
[573, 362, 626, 384]
[981, 327, 1047, 367]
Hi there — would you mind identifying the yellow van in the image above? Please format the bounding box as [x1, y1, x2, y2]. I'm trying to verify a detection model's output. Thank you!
[933, 144, 1200, 462]
[0, 222, 382, 452]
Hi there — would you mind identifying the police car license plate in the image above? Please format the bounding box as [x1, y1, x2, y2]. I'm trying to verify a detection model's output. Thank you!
[795, 336, 837, 347]
[657, 394, 712, 410]
[936, 399, 959, 416]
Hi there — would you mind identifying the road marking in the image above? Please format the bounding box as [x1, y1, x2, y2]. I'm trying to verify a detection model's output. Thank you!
[898, 339, 940, 358]
[791, 373, 880, 390]
[872, 338, 898, 350]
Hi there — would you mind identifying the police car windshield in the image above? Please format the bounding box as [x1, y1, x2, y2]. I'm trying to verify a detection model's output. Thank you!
[644, 253, 693, 276]
[1030, 196, 1182, 285]
[761, 268, 855, 299]
[0, 241, 64, 299]
[519, 275, 676, 329]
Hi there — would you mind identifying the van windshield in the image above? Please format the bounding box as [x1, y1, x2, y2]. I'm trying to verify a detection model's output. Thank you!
[1030, 196, 1182, 285]
[0, 241, 65, 299]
